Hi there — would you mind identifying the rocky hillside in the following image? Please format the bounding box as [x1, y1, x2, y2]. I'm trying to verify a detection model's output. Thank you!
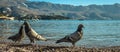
[0, 0, 40, 20]
[26, 2, 120, 20]
[0, 0, 120, 20]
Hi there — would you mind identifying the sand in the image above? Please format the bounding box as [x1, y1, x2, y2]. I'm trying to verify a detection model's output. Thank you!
[0, 41, 120, 52]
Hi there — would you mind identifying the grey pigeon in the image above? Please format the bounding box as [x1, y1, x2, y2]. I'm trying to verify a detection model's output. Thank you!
[8, 24, 25, 43]
[56, 24, 84, 47]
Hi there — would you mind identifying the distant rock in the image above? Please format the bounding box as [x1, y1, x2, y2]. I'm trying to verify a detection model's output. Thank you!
[0, 7, 12, 16]
[0, 0, 39, 20]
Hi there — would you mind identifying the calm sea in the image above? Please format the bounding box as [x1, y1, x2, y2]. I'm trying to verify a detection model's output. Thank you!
[0, 20, 120, 47]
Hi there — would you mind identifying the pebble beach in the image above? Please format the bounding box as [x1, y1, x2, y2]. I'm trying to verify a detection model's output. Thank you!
[0, 41, 120, 52]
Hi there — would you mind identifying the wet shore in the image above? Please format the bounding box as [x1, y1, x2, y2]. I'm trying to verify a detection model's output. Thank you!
[0, 41, 120, 52]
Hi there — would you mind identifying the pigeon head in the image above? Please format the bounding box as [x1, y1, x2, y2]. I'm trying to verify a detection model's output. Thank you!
[77, 24, 84, 32]
[23, 21, 31, 33]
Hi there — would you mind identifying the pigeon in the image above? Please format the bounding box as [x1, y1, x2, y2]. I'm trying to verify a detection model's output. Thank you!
[56, 24, 84, 47]
[8, 24, 25, 43]
[23, 21, 47, 43]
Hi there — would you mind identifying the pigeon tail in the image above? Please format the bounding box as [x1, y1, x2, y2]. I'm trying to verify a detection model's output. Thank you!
[56, 40, 61, 43]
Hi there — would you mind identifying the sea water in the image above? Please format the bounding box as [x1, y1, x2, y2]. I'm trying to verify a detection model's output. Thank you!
[0, 20, 120, 47]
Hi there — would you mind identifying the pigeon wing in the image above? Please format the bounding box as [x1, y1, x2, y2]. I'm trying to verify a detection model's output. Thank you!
[27, 28, 47, 41]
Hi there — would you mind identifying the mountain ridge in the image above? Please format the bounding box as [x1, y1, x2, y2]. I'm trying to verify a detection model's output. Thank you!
[25, 1, 120, 20]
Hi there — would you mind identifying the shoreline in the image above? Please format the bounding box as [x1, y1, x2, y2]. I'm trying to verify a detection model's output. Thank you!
[0, 41, 120, 52]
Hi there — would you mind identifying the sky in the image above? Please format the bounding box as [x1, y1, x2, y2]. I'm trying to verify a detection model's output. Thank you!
[28, 0, 120, 6]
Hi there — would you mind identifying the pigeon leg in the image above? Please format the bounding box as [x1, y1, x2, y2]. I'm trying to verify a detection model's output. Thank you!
[72, 42, 75, 47]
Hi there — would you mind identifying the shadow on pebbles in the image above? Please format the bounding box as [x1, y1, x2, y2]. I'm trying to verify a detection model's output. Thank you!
[0, 42, 120, 52]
